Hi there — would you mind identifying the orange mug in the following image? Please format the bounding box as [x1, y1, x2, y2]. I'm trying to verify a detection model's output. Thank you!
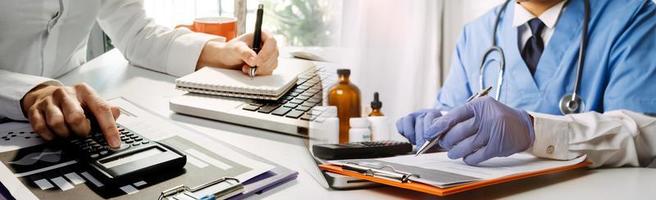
[176, 17, 237, 41]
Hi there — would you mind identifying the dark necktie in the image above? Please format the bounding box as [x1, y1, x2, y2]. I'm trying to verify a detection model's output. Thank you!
[521, 18, 546, 76]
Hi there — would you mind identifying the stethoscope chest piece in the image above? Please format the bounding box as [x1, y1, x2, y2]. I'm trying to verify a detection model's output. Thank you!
[559, 94, 583, 114]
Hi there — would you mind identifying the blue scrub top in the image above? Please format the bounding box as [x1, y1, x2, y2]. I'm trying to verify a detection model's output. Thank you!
[436, 0, 656, 115]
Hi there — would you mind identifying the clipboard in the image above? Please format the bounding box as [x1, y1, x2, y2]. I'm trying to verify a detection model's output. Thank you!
[159, 177, 243, 200]
[320, 159, 590, 196]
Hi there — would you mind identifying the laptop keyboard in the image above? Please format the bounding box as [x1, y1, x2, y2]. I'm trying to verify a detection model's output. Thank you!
[241, 66, 335, 120]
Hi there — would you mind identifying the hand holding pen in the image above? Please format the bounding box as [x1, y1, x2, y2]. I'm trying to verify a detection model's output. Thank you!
[397, 86, 534, 166]
[194, 4, 278, 77]
[414, 86, 493, 156]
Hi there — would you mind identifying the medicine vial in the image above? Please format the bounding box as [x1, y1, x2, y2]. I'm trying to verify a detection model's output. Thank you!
[349, 118, 371, 143]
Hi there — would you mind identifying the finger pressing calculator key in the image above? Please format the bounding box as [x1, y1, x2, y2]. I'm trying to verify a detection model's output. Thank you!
[66, 124, 186, 182]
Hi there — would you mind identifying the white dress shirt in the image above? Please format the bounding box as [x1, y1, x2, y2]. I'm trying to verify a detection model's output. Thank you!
[513, 0, 567, 51]
[0, 0, 223, 120]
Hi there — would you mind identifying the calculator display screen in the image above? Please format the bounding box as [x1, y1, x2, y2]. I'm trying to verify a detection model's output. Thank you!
[101, 147, 163, 168]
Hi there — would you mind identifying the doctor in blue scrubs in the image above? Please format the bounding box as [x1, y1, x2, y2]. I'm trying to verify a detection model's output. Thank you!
[397, 0, 656, 167]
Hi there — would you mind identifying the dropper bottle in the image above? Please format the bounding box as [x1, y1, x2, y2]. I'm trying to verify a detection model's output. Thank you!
[368, 92, 384, 117]
[367, 92, 389, 141]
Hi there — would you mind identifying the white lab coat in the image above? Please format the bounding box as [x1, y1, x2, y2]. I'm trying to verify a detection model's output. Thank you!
[0, 0, 222, 120]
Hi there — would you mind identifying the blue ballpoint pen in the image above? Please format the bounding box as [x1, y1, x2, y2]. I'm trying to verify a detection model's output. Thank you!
[414, 86, 493, 156]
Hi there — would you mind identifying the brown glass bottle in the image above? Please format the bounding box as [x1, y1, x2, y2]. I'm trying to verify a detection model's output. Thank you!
[328, 69, 361, 144]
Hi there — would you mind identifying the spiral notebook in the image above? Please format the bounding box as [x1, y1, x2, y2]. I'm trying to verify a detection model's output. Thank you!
[175, 59, 314, 100]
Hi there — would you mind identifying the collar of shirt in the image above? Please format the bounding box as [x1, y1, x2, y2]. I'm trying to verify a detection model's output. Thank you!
[513, 0, 567, 50]
[512, 0, 567, 29]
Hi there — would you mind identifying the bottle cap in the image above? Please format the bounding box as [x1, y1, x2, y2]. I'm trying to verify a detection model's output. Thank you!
[350, 117, 370, 128]
[370, 92, 382, 109]
[323, 106, 337, 117]
[337, 69, 351, 76]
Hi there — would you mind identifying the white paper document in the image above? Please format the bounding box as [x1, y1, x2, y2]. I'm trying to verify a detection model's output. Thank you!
[0, 122, 43, 153]
[330, 152, 586, 188]
[378, 152, 586, 187]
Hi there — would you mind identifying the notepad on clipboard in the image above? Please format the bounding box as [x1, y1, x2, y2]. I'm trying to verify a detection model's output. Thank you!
[175, 59, 314, 100]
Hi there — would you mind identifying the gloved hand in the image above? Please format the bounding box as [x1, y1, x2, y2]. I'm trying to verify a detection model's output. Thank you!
[427, 96, 535, 165]
[396, 109, 442, 148]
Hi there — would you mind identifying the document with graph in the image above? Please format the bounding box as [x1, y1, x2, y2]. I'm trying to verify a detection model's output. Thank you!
[0, 97, 273, 200]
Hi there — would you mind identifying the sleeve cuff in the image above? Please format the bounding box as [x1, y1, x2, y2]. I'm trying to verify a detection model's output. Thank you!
[528, 112, 581, 160]
[0, 71, 63, 120]
[166, 32, 225, 77]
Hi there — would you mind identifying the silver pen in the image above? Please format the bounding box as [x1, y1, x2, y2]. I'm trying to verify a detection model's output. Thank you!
[249, 67, 257, 80]
[414, 86, 493, 156]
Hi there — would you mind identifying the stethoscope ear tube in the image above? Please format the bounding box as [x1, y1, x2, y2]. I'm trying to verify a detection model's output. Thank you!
[479, 47, 505, 101]
[478, 0, 511, 101]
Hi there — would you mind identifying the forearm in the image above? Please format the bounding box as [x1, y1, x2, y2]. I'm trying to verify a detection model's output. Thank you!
[97, 0, 223, 77]
[528, 110, 656, 168]
[0, 70, 62, 120]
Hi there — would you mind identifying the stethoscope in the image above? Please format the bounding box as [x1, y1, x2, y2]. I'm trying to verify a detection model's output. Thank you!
[480, 0, 590, 115]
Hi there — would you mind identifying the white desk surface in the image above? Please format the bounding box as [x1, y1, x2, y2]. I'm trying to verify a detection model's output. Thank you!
[56, 49, 656, 200]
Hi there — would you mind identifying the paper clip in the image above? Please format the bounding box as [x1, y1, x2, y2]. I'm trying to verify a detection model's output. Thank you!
[340, 161, 420, 183]
[158, 177, 243, 200]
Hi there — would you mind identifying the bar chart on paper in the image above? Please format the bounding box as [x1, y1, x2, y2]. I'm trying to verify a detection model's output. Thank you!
[0, 123, 259, 199]
[0, 122, 155, 199]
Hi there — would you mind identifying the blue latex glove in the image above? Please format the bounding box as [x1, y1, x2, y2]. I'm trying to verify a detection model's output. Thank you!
[427, 96, 535, 165]
[395, 109, 442, 148]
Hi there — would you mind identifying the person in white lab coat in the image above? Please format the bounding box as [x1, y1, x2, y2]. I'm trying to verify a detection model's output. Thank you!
[0, 0, 279, 148]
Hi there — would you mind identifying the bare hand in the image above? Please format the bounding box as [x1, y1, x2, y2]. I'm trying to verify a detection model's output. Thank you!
[20, 83, 121, 148]
[197, 32, 279, 76]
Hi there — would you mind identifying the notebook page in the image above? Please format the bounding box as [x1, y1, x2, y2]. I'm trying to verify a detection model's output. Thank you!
[176, 58, 313, 97]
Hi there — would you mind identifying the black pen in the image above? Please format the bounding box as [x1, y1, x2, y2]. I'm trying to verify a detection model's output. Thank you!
[249, 4, 264, 80]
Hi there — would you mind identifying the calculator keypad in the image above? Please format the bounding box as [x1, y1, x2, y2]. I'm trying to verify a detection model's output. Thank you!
[69, 125, 150, 159]
[360, 141, 405, 147]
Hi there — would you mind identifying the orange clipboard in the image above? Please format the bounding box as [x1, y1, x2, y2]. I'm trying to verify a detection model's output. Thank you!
[319, 160, 590, 196]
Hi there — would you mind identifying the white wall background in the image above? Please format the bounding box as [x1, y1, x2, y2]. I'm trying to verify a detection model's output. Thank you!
[336, 0, 505, 123]
[441, 0, 504, 83]
[337, 0, 441, 124]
